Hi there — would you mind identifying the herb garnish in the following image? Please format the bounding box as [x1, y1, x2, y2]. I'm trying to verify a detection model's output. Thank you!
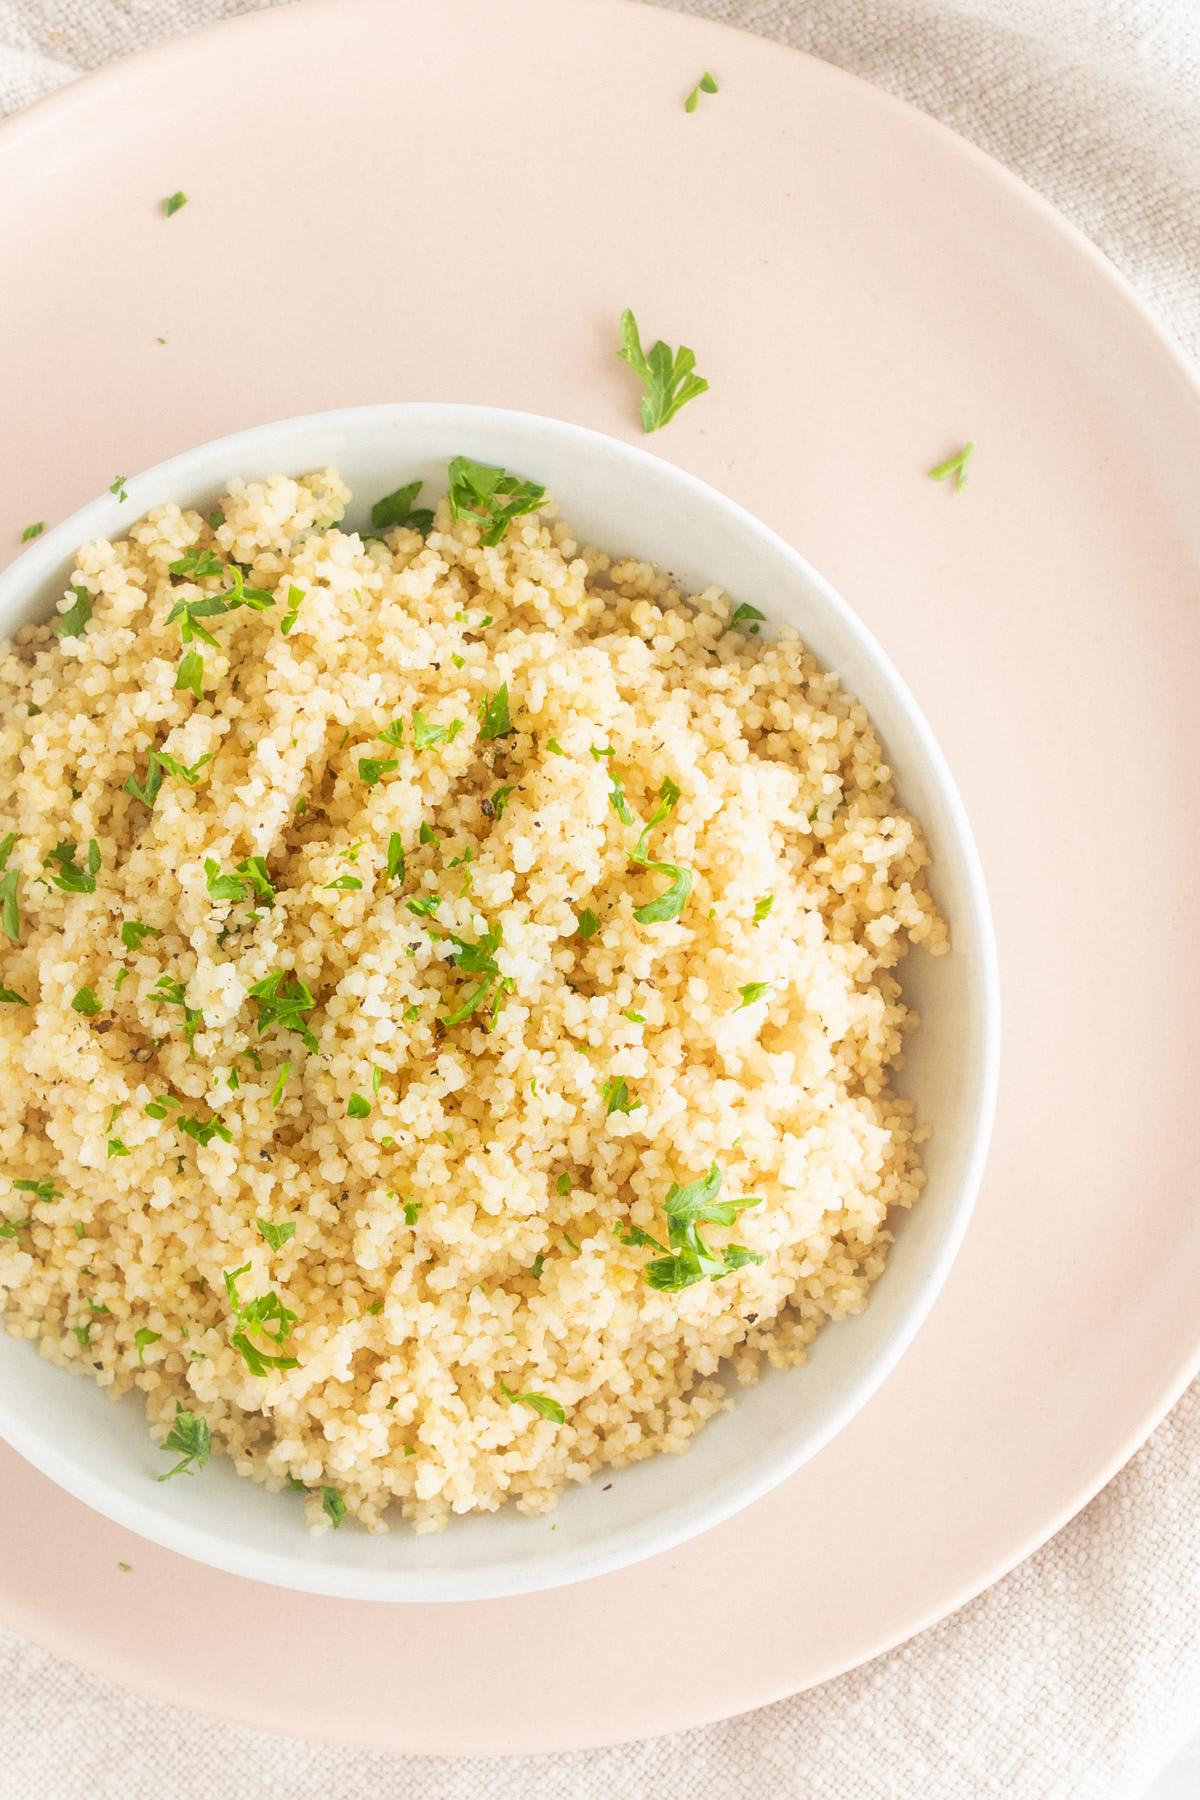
[412, 710, 463, 750]
[626, 1163, 764, 1291]
[279, 584, 305, 636]
[358, 756, 398, 788]
[370, 479, 433, 534]
[134, 1327, 161, 1364]
[684, 70, 718, 110]
[439, 920, 513, 1028]
[601, 1076, 641, 1116]
[928, 442, 975, 492]
[487, 784, 515, 820]
[13, 1178, 60, 1201]
[156, 1403, 211, 1480]
[478, 684, 513, 740]
[257, 1218, 296, 1251]
[752, 895, 774, 925]
[150, 974, 203, 1047]
[161, 191, 187, 218]
[406, 893, 441, 917]
[71, 987, 101, 1017]
[377, 718, 406, 748]
[169, 547, 224, 579]
[57, 585, 93, 637]
[499, 1382, 566, 1424]
[628, 777, 694, 924]
[324, 874, 362, 892]
[44, 839, 100, 894]
[204, 856, 275, 907]
[729, 602, 764, 634]
[175, 648, 205, 699]
[0, 984, 28, 1005]
[21, 522, 44, 542]
[107, 1138, 130, 1158]
[109, 475, 128, 503]
[447, 457, 546, 546]
[125, 748, 212, 807]
[577, 908, 600, 940]
[269, 1062, 291, 1108]
[385, 833, 405, 881]
[737, 981, 771, 1009]
[0, 841, 20, 941]
[247, 970, 318, 1053]
[222, 1262, 299, 1376]
[322, 1487, 347, 1528]
[618, 309, 709, 433]
[403, 1199, 422, 1226]
[346, 1093, 371, 1119]
[178, 1112, 232, 1148]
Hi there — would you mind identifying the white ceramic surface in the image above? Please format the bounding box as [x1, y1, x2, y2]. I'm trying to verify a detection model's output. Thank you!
[0, 402, 998, 1601]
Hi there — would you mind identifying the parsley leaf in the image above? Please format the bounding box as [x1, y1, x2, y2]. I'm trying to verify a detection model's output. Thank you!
[370, 479, 433, 534]
[107, 1138, 129, 1157]
[322, 1486, 347, 1527]
[247, 970, 318, 1053]
[684, 70, 719, 111]
[0, 870, 20, 942]
[21, 521, 44, 542]
[637, 1163, 764, 1290]
[386, 832, 405, 881]
[269, 1062, 291, 1108]
[156, 1403, 211, 1480]
[577, 908, 601, 939]
[601, 1076, 641, 1116]
[405, 893, 441, 917]
[439, 920, 512, 1028]
[161, 191, 187, 218]
[323, 874, 362, 891]
[177, 1113, 233, 1148]
[447, 456, 546, 547]
[57, 585, 93, 637]
[478, 683, 513, 740]
[729, 602, 764, 634]
[13, 1177, 60, 1201]
[411, 710, 463, 750]
[608, 770, 636, 825]
[44, 839, 100, 894]
[169, 546, 224, 579]
[150, 974, 203, 1047]
[257, 1218, 296, 1251]
[618, 308, 709, 433]
[499, 1383, 566, 1424]
[134, 1327, 161, 1363]
[0, 983, 28, 1005]
[737, 981, 771, 1008]
[358, 756, 398, 788]
[403, 1199, 422, 1226]
[71, 986, 101, 1017]
[484, 784, 515, 820]
[752, 894, 774, 925]
[223, 1261, 299, 1376]
[279, 583, 306, 636]
[377, 718, 406, 748]
[627, 777, 694, 925]
[175, 648, 205, 699]
[928, 442, 975, 492]
[346, 1093, 370, 1119]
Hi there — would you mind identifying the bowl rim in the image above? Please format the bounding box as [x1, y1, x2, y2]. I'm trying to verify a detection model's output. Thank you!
[0, 402, 1001, 1600]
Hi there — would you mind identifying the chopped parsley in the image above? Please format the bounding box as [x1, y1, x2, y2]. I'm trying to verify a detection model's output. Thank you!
[134, 1326, 161, 1364]
[269, 1062, 291, 1108]
[555, 1173, 571, 1196]
[279, 584, 305, 636]
[223, 1261, 299, 1376]
[419, 821, 437, 845]
[57, 585, 93, 637]
[257, 1218, 296, 1251]
[608, 770, 636, 825]
[156, 1403, 211, 1480]
[499, 1382, 566, 1424]
[151, 974, 203, 1047]
[109, 475, 128, 503]
[385, 832, 405, 881]
[124, 747, 211, 807]
[370, 479, 433, 534]
[120, 919, 161, 952]
[405, 893, 441, 917]
[411, 710, 463, 750]
[70, 985, 101, 1017]
[13, 1178, 60, 1201]
[530, 1252, 546, 1279]
[0, 1218, 29, 1239]
[161, 191, 188, 218]
[247, 971, 318, 1053]
[403, 1199, 422, 1226]
[478, 683, 514, 740]
[169, 546, 224, 579]
[628, 777, 694, 924]
[0, 984, 28, 1005]
[635, 1163, 764, 1291]
[684, 69, 719, 110]
[324, 874, 362, 892]
[175, 648, 205, 699]
[729, 602, 765, 634]
[377, 718, 406, 748]
[618, 308, 708, 433]
[0, 871, 20, 943]
[346, 1093, 371, 1119]
[322, 1486, 347, 1528]
[546, 738, 564, 756]
[107, 1137, 130, 1158]
[623, 1008, 646, 1024]
[737, 981, 771, 1009]
[439, 920, 512, 1028]
[44, 839, 100, 894]
[178, 1113, 233, 1148]
[576, 908, 601, 939]
[358, 756, 398, 788]
[752, 894, 774, 925]
[447, 456, 546, 547]
[601, 1076, 641, 1116]
[486, 784, 515, 820]
[20, 522, 44, 542]
[928, 442, 975, 492]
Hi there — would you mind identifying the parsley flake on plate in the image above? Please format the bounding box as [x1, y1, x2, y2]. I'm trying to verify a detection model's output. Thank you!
[447, 456, 546, 547]
[928, 441, 975, 492]
[20, 521, 43, 542]
[161, 191, 187, 218]
[618, 308, 709, 434]
[684, 69, 719, 111]
[109, 475, 128, 503]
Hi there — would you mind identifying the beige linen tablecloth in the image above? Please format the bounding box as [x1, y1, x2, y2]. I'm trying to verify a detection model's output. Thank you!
[0, 3, 1197, 1795]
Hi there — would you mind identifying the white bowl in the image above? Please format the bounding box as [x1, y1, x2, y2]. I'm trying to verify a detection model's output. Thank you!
[0, 404, 999, 1601]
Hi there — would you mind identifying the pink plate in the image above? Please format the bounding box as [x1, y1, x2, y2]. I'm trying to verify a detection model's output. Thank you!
[0, 0, 1197, 1757]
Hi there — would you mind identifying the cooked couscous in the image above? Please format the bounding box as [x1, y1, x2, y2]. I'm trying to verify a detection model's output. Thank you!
[0, 460, 945, 1531]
